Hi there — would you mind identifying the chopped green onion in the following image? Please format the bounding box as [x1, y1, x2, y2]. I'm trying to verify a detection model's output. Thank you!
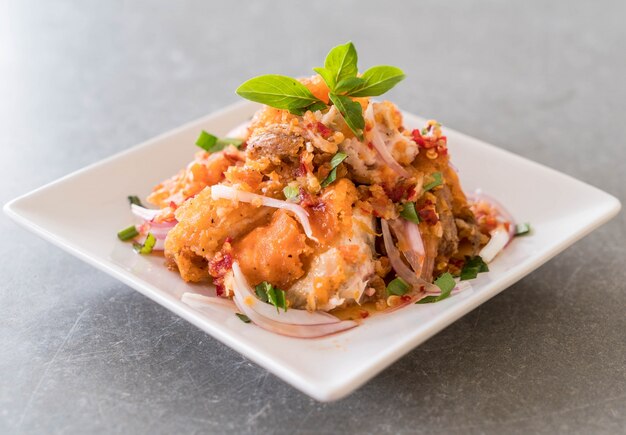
[255, 281, 287, 312]
[133, 233, 156, 254]
[320, 152, 348, 188]
[127, 195, 143, 207]
[195, 130, 244, 153]
[515, 222, 532, 236]
[460, 255, 489, 281]
[387, 277, 410, 296]
[235, 313, 251, 323]
[416, 272, 456, 304]
[117, 225, 139, 241]
[400, 202, 420, 224]
[283, 185, 300, 202]
[423, 172, 443, 191]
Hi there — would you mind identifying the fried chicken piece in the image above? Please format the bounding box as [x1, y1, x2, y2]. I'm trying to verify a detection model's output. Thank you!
[231, 210, 311, 289]
[164, 186, 272, 282]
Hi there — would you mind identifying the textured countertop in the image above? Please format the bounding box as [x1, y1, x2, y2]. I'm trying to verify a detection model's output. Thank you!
[1, 1, 625, 433]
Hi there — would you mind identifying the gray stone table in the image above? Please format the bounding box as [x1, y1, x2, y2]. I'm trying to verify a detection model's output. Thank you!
[1, 1, 625, 433]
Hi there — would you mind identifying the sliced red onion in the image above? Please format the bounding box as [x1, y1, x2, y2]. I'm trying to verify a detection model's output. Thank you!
[425, 280, 472, 296]
[469, 190, 516, 239]
[389, 219, 425, 274]
[232, 262, 340, 326]
[131, 204, 163, 221]
[211, 184, 318, 242]
[231, 262, 357, 338]
[364, 103, 410, 178]
[479, 224, 509, 263]
[181, 292, 236, 309]
[381, 220, 440, 294]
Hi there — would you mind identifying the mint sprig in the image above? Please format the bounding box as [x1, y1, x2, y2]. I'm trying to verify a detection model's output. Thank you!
[235, 42, 406, 140]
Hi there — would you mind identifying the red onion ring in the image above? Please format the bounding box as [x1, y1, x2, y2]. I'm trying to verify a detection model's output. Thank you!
[364, 103, 410, 178]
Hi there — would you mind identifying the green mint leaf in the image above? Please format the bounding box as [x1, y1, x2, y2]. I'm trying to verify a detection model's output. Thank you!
[117, 225, 138, 241]
[460, 256, 489, 281]
[400, 202, 420, 224]
[255, 282, 270, 302]
[423, 172, 443, 191]
[318, 42, 358, 89]
[515, 222, 532, 236]
[236, 74, 323, 111]
[416, 272, 456, 304]
[133, 233, 156, 255]
[320, 152, 348, 188]
[387, 277, 410, 296]
[235, 313, 251, 323]
[127, 195, 143, 207]
[328, 93, 364, 140]
[283, 185, 300, 201]
[349, 65, 406, 97]
[335, 77, 365, 95]
[255, 281, 287, 312]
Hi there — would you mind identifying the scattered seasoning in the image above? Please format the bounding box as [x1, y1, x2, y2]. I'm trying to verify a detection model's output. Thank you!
[133, 233, 156, 254]
[236, 313, 251, 323]
[255, 281, 288, 312]
[423, 172, 443, 191]
[416, 272, 456, 304]
[386, 277, 410, 296]
[195, 130, 244, 153]
[127, 195, 143, 207]
[400, 202, 420, 224]
[320, 152, 348, 188]
[117, 225, 138, 241]
[460, 256, 489, 281]
[515, 222, 532, 236]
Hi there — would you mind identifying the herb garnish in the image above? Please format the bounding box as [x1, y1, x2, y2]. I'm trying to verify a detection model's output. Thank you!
[387, 277, 410, 296]
[235, 313, 251, 323]
[416, 272, 456, 304]
[235, 42, 405, 139]
[133, 233, 156, 254]
[117, 225, 139, 241]
[283, 185, 300, 202]
[320, 152, 348, 188]
[255, 281, 288, 312]
[515, 222, 532, 236]
[460, 256, 489, 281]
[195, 130, 244, 153]
[127, 195, 143, 207]
[423, 172, 443, 191]
[400, 202, 420, 224]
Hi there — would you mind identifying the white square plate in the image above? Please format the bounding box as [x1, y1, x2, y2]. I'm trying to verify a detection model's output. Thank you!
[4, 101, 620, 401]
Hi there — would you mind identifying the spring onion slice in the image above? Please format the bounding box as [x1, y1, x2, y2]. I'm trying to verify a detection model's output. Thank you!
[133, 233, 156, 254]
[117, 225, 139, 241]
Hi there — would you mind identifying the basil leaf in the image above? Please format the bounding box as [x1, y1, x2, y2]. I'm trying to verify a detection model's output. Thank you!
[328, 93, 364, 140]
[236, 74, 323, 111]
[515, 222, 532, 236]
[289, 100, 328, 116]
[133, 233, 156, 255]
[317, 42, 358, 89]
[423, 172, 443, 191]
[320, 152, 348, 188]
[460, 256, 489, 281]
[127, 195, 143, 207]
[313, 67, 336, 90]
[416, 272, 456, 304]
[335, 77, 365, 95]
[400, 202, 420, 224]
[387, 277, 409, 296]
[235, 313, 251, 323]
[283, 185, 299, 201]
[117, 225, 138, 241]
[349, 66, 406, 97]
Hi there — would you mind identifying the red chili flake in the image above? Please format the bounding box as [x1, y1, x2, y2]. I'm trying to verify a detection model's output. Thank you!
[372, 210, 382, 218]
[385, 183, 408, 202]
[215, 281, 225, 297]
[419, 285, 426, 292]
[367, 141, 374, 150]
[208, 252, 233, 278]
[419, 208, 439, 225]
[359, 310, 370, 319]
[300, 189, 317, 208]
[169, 201, 178, 210]
[449, 257, 464, 268]
[316, 122, 332, 139]
[400, 295, 412, 303]
[411, 129, 426, 147]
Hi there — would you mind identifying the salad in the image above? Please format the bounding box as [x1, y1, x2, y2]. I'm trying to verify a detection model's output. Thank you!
[117, 42, 530, 338]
